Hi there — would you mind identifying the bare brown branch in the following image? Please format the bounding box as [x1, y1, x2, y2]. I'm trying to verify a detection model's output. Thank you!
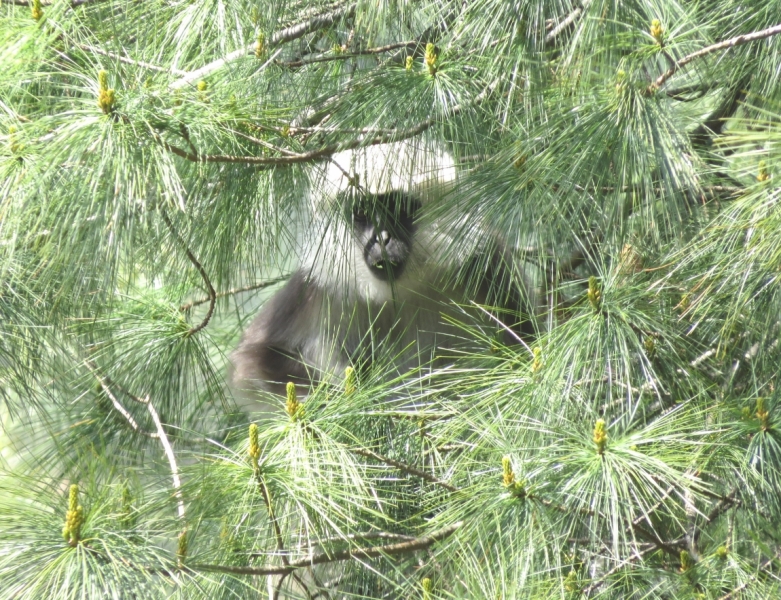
[160, 211, 216, 335]
[648, 22, 781, 94]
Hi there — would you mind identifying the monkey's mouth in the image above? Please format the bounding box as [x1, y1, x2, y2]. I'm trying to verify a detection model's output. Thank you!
[364, 236, 409, 281]
[367, 257, 405, 281]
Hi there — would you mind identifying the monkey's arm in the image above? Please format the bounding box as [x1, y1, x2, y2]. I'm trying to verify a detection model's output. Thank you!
[231, 272, 321, 395]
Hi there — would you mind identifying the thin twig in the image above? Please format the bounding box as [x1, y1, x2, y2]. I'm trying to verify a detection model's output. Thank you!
[327, 155, 364, 192]
[351, 447, 458, 492]
[170, 4, 356, 89]
[287, 572, 316, 600]
[190, 522, 462, 576]
[179, 124, 199, 157]
[631, 484, 677, 528]
[160, 210, 216, 335]
[76, 43, 187, 75]
[632, 522, 685, 558]
[276, 40, 419, 68]
[648, 22, 781, 93]
[179, 276, 289, 311]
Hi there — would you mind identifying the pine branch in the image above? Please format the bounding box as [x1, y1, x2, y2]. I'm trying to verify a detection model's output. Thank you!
[632, 522, 685, 559]
[690, 75, 751, 148]
[229, 129, 305, 157]
[143, 395, 186, 523]
[250, 123, 399, 138]
[664, 82, 715, 101]
[138, 394, 188, 567]
[470, 301, 532, 354]
[249, 531, 416, 559]
[190, 522, 463, 576]
[351, 444, 597, 517]
[159, 82, 497, 166]
[648, 23, 781, 93]
[308, 531, 417, 545]
[170, 3, 357, 89]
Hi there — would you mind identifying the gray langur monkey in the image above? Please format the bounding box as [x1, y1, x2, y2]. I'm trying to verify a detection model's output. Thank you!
[232, 141, 536, 395]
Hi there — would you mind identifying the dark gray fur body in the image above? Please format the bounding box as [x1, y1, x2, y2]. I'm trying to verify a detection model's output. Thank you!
[232, 270, 482, 395]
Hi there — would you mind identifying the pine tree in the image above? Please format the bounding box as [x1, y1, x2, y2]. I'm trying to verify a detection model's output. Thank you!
[2, 0, 781, 598]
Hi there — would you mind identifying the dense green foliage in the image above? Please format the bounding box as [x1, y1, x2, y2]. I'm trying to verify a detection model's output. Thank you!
[3, 0, 781, 598]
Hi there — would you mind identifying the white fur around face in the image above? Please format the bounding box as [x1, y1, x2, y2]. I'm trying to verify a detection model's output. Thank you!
[319, 141, 457, 200]
[298, 141, 463, 303]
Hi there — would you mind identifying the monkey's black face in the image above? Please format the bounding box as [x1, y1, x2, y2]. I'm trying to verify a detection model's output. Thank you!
[351, 192, 420, 281]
